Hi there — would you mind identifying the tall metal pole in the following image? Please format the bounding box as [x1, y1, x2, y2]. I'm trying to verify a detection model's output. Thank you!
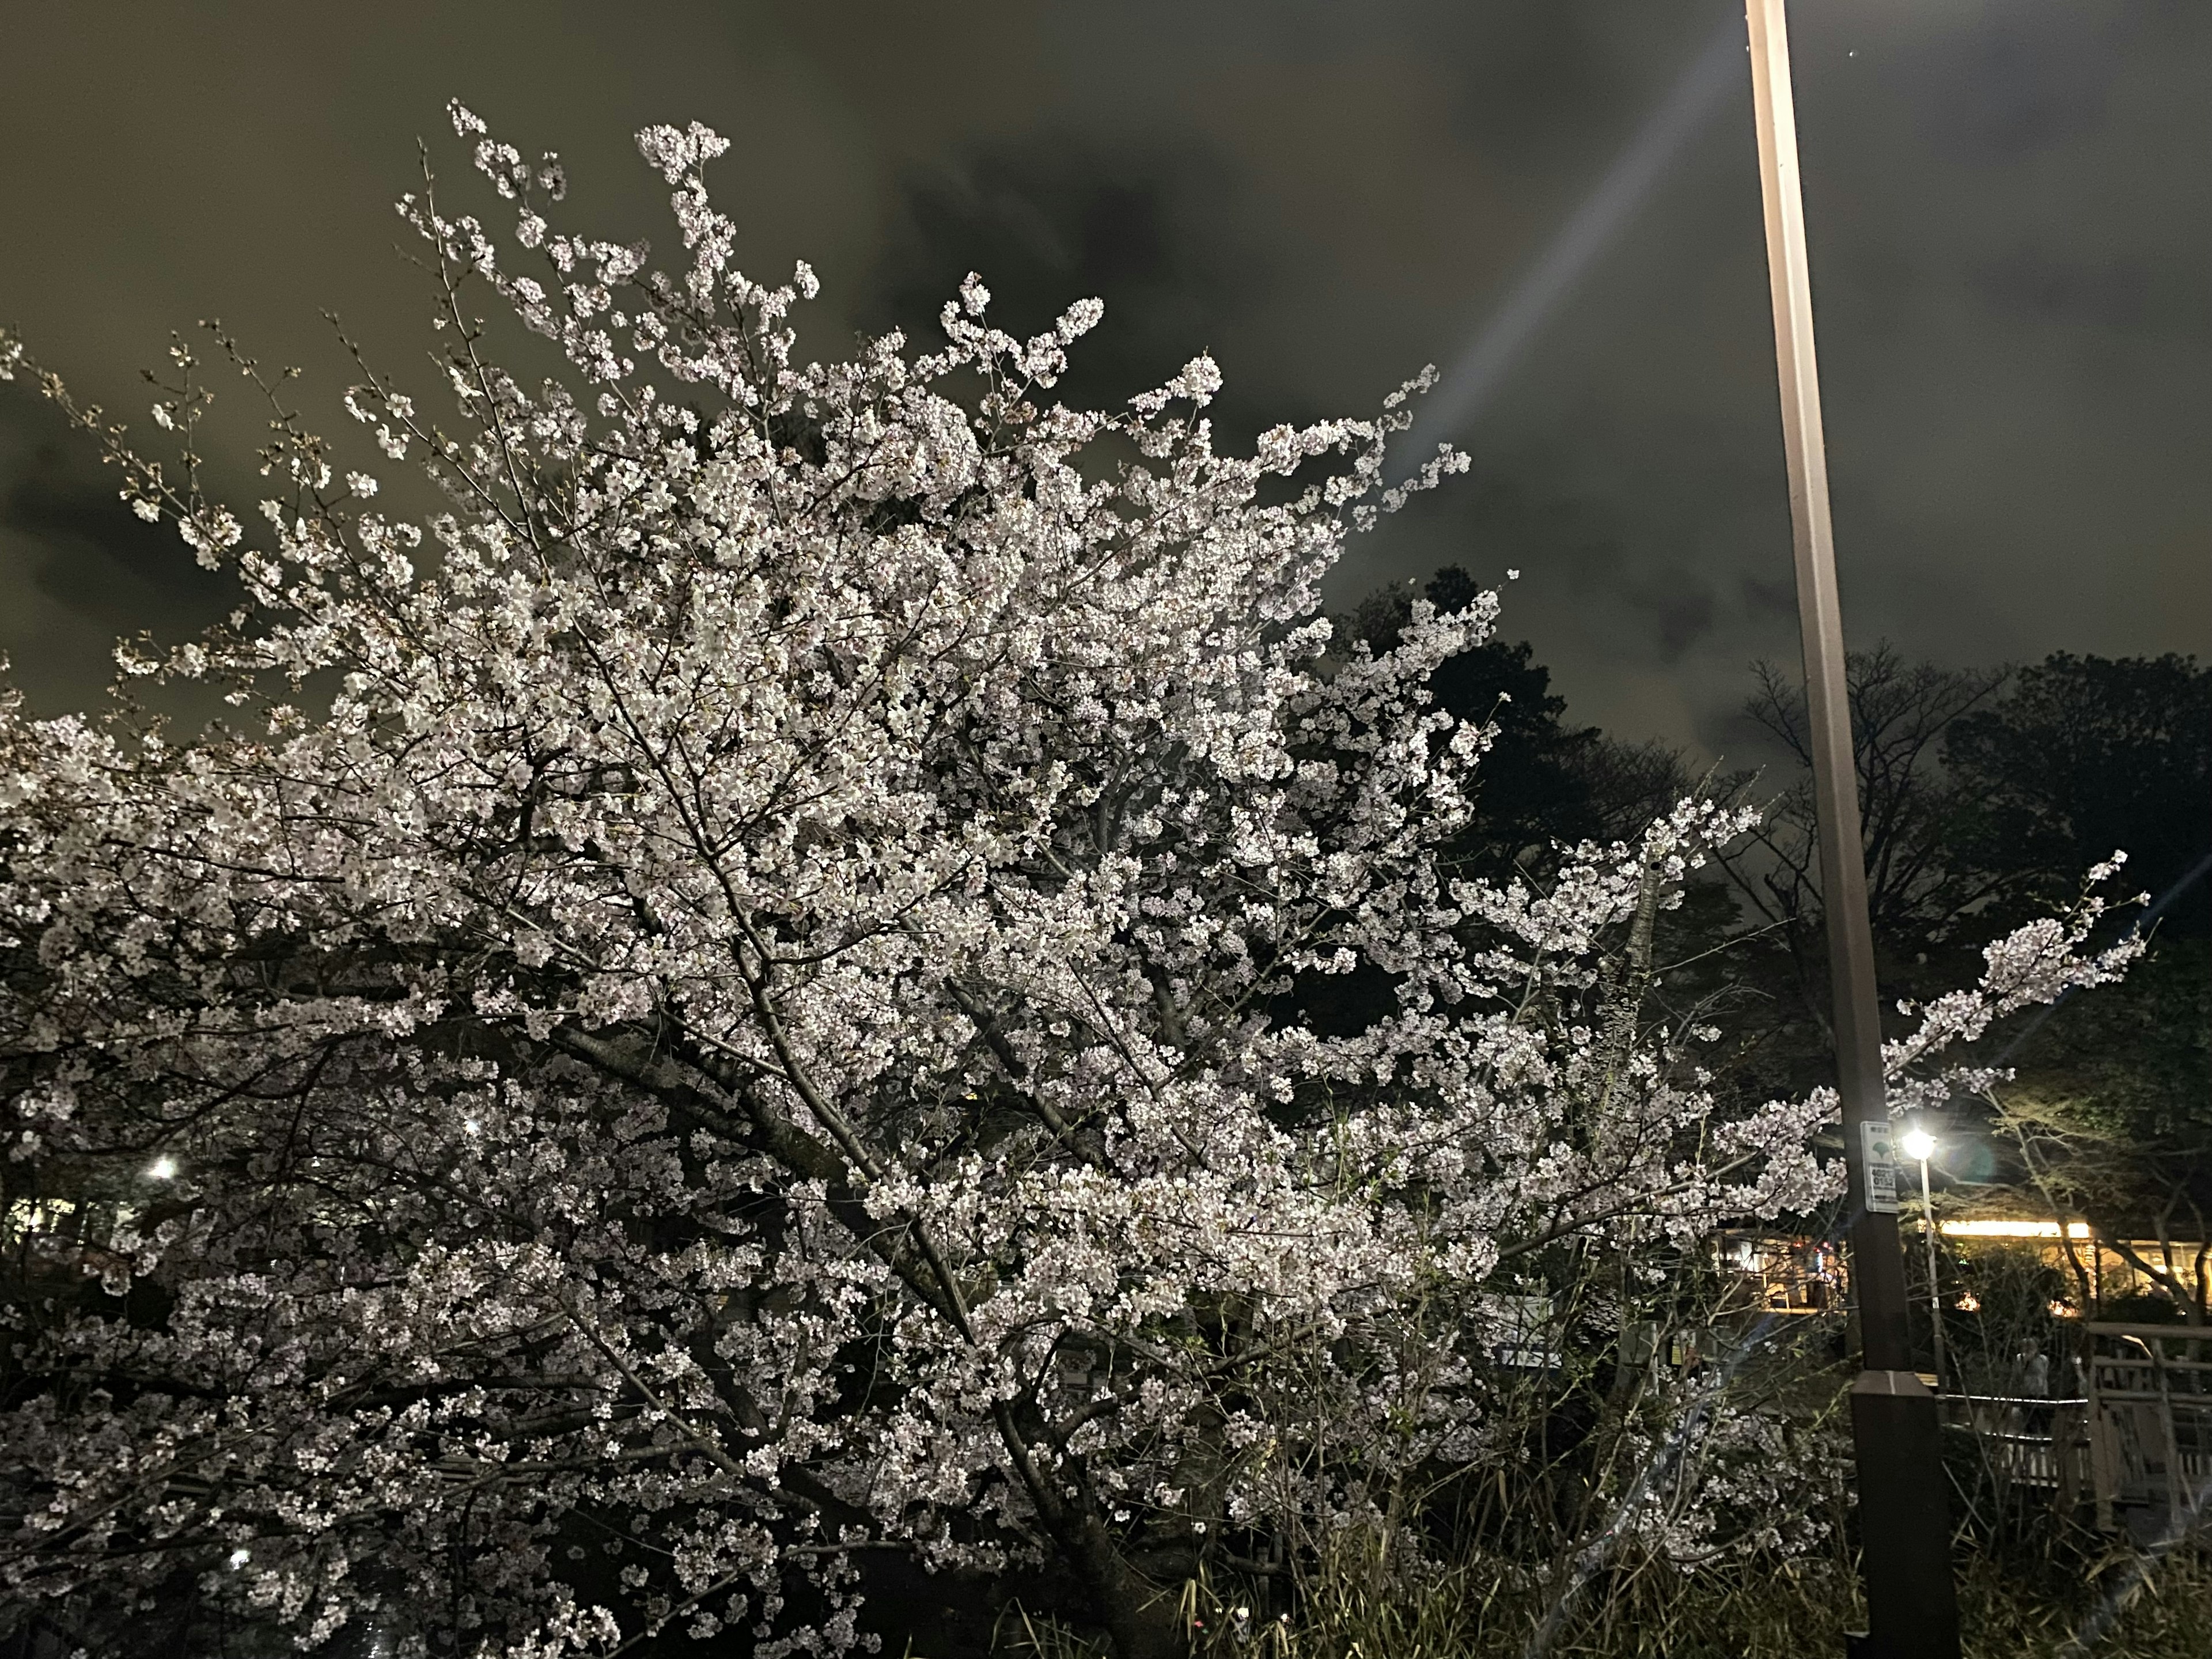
[1741, 5, 1960, 1654]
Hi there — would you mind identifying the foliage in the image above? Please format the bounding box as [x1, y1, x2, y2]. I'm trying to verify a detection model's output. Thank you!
[1339, 568, 1692, 878]
[1732, 645, 2012, 956]
[993, 1529, 2212, 1659]
[1946, 654, 2212, 940]
[0, 109, 2141, 1659]
[1697, 645, 2206, 1287]
[1704, 645, 2016, 1107]
[1981, 938, 2212, 1321]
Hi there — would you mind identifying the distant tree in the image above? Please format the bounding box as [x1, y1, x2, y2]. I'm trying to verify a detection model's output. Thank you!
[1680, 646, 2011, 1112]
[1986, 938, 2211, 1323]
[1945, 652, 2212, 938]
[1721, 647, 2209, 1320]
[1727, 646, 2005, 948]
[1948, 656, 2211, 1321]
[1317, 603, 2207, 1325]
[1340, 566, 1691, 878]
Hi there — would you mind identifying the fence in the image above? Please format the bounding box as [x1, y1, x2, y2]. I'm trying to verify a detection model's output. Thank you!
[1939, 1323, 2211, 1542]
[2082, 1321, 2212, 1538]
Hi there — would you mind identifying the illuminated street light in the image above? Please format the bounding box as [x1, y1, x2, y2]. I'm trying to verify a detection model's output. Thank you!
[147, 1155, 178, 1181]
[1742, 3, 1960, 1653]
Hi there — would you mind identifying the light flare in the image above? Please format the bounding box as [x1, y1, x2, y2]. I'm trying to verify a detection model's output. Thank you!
[1397, 18, 1744, 474]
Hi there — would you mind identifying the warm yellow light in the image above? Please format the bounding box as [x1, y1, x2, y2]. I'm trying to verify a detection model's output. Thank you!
[1939, 1219, 2090, 1240]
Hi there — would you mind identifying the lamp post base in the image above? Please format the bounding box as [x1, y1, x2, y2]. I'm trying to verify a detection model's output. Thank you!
[1848, 1369, 1960, 1659]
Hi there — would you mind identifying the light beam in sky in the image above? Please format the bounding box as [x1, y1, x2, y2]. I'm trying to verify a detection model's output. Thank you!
[1399, 18, 1745, 471]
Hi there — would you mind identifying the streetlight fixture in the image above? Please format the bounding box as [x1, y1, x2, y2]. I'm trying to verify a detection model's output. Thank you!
[1741, 5, 1961, 1656]
[1900, 1124, 1948, 1389]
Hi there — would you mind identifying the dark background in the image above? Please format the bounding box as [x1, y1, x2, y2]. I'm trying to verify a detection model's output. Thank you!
[2, 0, 2205, 753]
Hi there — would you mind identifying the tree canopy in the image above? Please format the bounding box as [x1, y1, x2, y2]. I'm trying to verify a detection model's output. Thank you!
[0, 109, 2143, 1658]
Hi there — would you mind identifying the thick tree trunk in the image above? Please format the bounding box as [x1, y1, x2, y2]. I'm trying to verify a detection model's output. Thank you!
[1062, 1509, 1183, 1659]
[987, 1403, 1183, 1659]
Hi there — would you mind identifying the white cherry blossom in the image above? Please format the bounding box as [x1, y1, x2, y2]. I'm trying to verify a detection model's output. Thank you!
[0, 110, 2132, 1659]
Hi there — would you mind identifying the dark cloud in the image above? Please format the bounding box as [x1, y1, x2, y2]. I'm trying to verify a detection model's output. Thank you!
[1898, 3, 2120, 162]
[0, 396, 237, 712]
[1430, 6, 1642, 161]
[1641, 575, 1718, 663]
[865, 133, 1272, 416]
[0, 0, 2202, 748]
[1972, 247, 2154, 332]
[1739, 573, 1796, 624]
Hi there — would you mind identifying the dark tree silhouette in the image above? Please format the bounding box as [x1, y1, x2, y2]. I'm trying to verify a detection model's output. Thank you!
[1945, 652, 2211, 938]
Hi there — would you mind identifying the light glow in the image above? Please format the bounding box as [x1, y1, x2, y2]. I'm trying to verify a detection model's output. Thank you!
[1900, 1128, 1937, 1162]
[147, 1155, 178, 1181]
[1940, 1219, 2090, 1240]
[1399, 20, 1743, 459]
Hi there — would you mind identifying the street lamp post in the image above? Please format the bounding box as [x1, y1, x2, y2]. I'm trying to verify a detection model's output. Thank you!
[1740, 5, 1961, 1656]
[1901, 1126, 1948, 1390]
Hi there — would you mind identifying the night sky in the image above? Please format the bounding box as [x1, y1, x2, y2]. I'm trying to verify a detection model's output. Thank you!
[2, 0, 2204, 758]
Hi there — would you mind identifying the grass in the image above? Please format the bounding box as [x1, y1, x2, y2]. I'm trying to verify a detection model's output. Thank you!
[976, 1537, 2212, 1659]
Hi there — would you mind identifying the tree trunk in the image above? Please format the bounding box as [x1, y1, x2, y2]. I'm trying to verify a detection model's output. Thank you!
[987, 1402, 1183, 1659]
[1062, 1509, 1184, 1659]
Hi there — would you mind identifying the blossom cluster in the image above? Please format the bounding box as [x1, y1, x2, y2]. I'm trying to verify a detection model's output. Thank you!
[0, 108, 2130, 1658]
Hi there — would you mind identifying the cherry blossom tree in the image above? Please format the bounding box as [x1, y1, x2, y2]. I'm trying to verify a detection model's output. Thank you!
[0, 108, 2140, 1658]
